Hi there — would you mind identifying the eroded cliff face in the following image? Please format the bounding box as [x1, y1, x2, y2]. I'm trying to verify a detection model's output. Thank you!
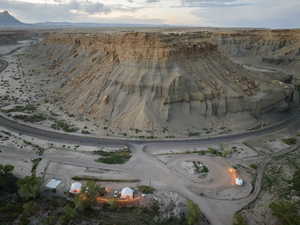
[31, 31, 297, 133]
[213, 29, 300, 71]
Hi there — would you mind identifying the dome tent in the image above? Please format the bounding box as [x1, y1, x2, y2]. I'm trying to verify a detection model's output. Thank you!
[120, 187, 134, 199]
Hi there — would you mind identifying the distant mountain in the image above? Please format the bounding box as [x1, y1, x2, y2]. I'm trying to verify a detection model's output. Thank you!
[0, 10, 168, 29]
[0, 10, 23, 26]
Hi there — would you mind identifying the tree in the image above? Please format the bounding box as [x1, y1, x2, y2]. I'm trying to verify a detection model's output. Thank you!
[0, 164, 18, 195]
[269, 200, 300, 225]
[17, 176, 42, 201]
[233, 213, 248, 225]
[186, 200, 201, 225]
[0, 164, 14, 175]
[74, 181, 104, 211]
[292, 169, 300, 195]
[58, 205, 77, 225]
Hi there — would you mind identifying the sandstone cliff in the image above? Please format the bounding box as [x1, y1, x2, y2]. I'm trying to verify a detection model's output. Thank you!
[30, 31, 297, 134]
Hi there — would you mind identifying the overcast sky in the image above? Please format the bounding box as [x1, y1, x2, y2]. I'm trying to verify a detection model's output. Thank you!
[0, 0, 299, 27]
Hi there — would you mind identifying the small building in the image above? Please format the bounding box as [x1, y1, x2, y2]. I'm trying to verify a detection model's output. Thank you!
[69, 182, 82, 194]
[120, 187, 134, 199]
[235, 177, 244, 186]
[46, 179, 62, 190]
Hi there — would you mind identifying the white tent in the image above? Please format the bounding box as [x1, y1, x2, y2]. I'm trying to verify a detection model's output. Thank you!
[120, 187, 134, 199]
[69, 182, 82, 194]
[46, 179, 61, 189]
[235, 178, 244, 186]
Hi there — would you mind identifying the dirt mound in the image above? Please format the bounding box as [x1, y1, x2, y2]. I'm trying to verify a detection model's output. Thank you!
[30, 31, 297, 135]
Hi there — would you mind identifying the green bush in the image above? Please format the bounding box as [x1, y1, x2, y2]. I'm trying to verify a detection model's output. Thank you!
[51, 120, 78, 132]
[17, 176, 42, 201]
[282, 138, 297, 145]
[233, 213, 248, 225]
[292, 169, 300, 195]
[250, 164, 258, 170]
[0, 164, 18, 196]
[13, 113, 47, 123]
[137, 185, 155, 194]
[3, 104, 36, 113]
[269, 200, 300, 225]
[186, 200, 201, 225]
[95, 150, 132, 164]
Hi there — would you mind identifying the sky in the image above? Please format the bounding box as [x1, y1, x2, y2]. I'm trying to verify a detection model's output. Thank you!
[0, 0, 299, 27]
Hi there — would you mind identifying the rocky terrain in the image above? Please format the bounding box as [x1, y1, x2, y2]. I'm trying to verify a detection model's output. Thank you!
[25, 30, 298, 137]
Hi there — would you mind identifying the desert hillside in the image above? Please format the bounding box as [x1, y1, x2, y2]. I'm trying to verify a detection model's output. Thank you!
[28, 30, 299, 136]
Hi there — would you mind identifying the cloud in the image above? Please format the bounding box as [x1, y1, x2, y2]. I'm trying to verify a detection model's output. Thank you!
[0, 0, 299, 27]
[191, 0, 300, 28]
[180, 0, 253, 7]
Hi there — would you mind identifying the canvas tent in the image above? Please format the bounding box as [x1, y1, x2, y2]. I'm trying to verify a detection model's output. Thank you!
[120, 187, 134, 199]
[235, 177, 244, 186]
[46, 179, 62, 189]
[69, 182, 82, 194]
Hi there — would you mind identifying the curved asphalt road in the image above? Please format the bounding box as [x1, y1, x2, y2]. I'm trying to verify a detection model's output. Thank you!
[0, 48, 299, 147]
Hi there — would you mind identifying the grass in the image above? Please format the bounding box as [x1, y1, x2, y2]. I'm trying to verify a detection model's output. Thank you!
[94, 150, 132, 164]
[282, 138, 297, 145]
[72, 176, 140, 183]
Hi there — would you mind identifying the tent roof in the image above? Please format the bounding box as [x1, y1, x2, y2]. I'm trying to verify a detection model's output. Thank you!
[121, 187, 134, 195]
[46, 179, 62, 189]
[69, 182, 82, 193]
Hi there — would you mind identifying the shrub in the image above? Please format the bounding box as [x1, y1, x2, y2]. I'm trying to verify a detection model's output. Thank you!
[17, 176, 42, 201]
[13, 113, 47, 123]
[51, 120, 78, 132]
[95, 150, 132, 164]
[282, 138, 297, 145]
[269, 200, 300, 225]
[186, 200, 201, 225]
[233, 213, 248, 225]
[292, 169, 300, 195]
[137, 185, 155, 194]
[250, 164, 258, 170]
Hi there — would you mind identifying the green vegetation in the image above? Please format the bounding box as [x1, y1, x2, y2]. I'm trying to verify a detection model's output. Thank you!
[292, 168, 300, 195]
[72, 176, 140, 183]
[137, 185, 155, 194]
[193, 161, 209, 174]
[233, 213, 248, 225]
[74, 181, 105, 211]
[13, 113, 47, 123]
[2, 104, 36, 113]
[269, 200, 300, 225]
[31, 158, 42, 176]
[0, 164, 18, 196]
[282, 138, 297, 145]
[17, 176, 42, 201]
[51, 120, 79, 132]
[94, 150, 132, 164]
[186, 200, 201, 225]
[250, 164, 258, 170]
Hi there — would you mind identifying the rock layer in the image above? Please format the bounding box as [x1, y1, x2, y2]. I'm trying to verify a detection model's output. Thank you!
[32, 31, 297, 132]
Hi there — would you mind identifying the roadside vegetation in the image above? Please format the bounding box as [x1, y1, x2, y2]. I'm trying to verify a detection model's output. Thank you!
[137, 185, 156, 194]
[94, 150, 132, 164]
[72, 176, 140, 183]
[1, 104, 37, 113]
[51, 120, 79, 133]
[0, 166, 206, 225]
[281, 137, 297, 145]
[13, 113, 47, 123]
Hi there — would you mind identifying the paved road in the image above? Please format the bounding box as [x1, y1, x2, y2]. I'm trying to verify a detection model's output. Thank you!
[0, 45, 299, 225]
[0, 47, 299, 147]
